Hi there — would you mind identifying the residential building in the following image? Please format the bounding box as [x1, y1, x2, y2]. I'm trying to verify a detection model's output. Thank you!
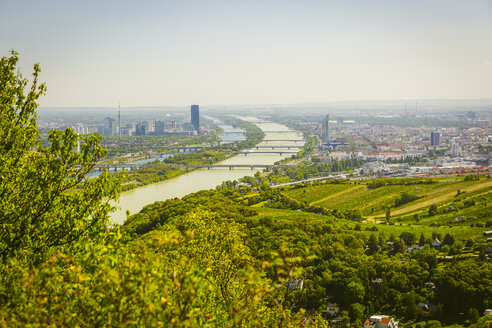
[431, 238, 442, 250]
[324, 303, 339, 317]
[363, 315, 398, 328]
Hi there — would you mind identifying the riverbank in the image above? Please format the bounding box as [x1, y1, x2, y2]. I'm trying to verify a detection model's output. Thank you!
[110, 120, 304, 223]
[111, 118, 265, 192]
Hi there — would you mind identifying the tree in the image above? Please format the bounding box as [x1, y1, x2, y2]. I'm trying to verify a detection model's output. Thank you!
[429, 204, 438, 216]
[348, 303, 366, 324]
[0, 51, 119, 266]
[419, 233, 426, 246]
[400, 232, 417, 246]
[346, 281, 365, 304]
[442, 233, 455, 246]
[385, 207, 391, 223]
[468, 307, 479, 323]
[404, 293, 419, 321]
[393, 238, 404, 253]
[367, 234, 379, 254]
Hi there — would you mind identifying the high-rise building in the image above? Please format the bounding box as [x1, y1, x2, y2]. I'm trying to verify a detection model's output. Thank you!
[155, 121, 165, 135]
[322, 114, 330, 143]
[73, 123, 88, 135]
[145, 120, 155, 134]
[191, 105, 199, 132]
[135, 123, 146, 136]
[431, 132, 440, 146]
[103, 117, 114, 135]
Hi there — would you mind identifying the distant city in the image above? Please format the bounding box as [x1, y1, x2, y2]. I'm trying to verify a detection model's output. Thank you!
[42, 104, 202, 137]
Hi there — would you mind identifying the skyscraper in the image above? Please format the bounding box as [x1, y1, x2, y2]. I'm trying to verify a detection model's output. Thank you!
[155, 121, 165, 135]
[103, 117, 114, 135]
[431, 132, 440, 146]
[322, 114, 330, 143]
[135, 123, 146, 136]
[191, 105, 199, 132]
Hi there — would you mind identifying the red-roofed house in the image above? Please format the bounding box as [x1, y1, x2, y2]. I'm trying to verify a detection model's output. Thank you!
[363, 315, 398, 328]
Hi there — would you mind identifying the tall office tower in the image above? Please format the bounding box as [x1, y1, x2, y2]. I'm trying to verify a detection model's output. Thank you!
[191, 105, 199, 132]
[321, 114, 330, 143]
[145, 120, 155, 133]
[155, 121, 165, 135]
[171, 120, 176, 129]
[135, 123, 146, 136]
[103, 117, 114, 135]
[431, 132, 440, 146]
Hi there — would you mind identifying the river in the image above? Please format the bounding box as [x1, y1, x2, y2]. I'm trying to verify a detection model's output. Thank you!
[111, 118, 303, 224]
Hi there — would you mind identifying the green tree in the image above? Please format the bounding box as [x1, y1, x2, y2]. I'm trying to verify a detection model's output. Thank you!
[419, 232, 426, 246]
[393, 238, 404, 253]
[404, 293, 419, 321]
[468, 307, 479, 323]
[400, 232, 417, 246]
[346, 281, 365, 304]
[367, 234, 379, 254]
[385, 207, 391, 223]
[429, 204, 438, 216]
[348, 303, 366, 324]
[0, 51, 120, 266]
[442, 233, 455, 246]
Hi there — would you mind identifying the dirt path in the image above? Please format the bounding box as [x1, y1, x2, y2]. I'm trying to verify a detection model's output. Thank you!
[310, 185, 364, 205]
[369, 180, 492, 218]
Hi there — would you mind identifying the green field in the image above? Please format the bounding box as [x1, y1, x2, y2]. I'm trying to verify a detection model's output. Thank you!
[279, 177, 492, 242]
[283, 178, 491, 215]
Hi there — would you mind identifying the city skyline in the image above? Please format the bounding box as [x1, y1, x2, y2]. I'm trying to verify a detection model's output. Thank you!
[1, 0, 491, 107]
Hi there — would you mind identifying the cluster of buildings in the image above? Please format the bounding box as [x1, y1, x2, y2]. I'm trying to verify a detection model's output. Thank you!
[72, 105, 201, 137]
[306, 113, 491, 177]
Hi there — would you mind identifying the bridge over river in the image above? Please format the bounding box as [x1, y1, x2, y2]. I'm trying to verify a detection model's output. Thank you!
[108, 118, 306, 223]
[93, 163, 298, 171]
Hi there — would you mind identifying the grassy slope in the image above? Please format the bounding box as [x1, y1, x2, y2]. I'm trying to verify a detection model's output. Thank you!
[250, 206, 486, 241]
[279, 177, 492, 242]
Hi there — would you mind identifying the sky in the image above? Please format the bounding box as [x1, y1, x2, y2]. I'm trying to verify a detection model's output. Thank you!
[1, 0, 491, 107]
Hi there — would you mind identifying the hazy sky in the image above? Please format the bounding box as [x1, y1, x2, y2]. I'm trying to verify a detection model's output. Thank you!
[1, 0, 491, 107]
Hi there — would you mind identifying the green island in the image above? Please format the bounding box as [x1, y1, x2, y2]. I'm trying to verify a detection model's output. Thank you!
[111, 117, 265, 192]
[1, 52, 491, 328]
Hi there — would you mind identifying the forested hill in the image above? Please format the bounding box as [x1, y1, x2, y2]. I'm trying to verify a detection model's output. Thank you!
[116, 177, 492, 327]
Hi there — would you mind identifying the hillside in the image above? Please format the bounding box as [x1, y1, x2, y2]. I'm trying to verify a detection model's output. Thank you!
[116, 177, 492, 327]
[283, 177, 492, 226]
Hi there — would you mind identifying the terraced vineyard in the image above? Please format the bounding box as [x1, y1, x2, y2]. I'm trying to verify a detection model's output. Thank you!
[281, 176, 492, 241]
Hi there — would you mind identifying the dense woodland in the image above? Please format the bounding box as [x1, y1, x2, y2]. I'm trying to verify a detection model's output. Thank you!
[1, 52, 491, 327]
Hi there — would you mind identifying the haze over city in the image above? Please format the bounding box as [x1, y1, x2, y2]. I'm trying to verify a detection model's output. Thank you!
[1, 0, 492, 107]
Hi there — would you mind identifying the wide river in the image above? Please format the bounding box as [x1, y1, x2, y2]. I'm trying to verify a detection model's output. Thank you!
[111, 118, 304, 224]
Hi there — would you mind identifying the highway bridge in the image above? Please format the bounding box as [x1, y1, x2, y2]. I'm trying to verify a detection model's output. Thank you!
[93, 163, 299, 171]
[253, 145, 302, 150]
[261, 139, 305, 143]
[238, 150, 298, 155]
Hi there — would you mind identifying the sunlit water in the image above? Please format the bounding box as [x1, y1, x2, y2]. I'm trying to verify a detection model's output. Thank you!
[110, 119, 303, 224]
